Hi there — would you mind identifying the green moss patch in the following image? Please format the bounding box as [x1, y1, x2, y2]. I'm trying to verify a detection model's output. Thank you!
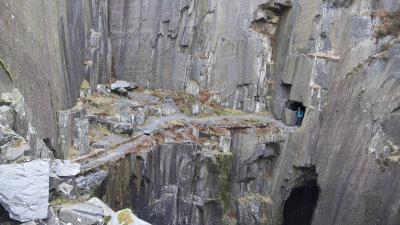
[118, 209, 135, 225]
[215, 152, 233, 212]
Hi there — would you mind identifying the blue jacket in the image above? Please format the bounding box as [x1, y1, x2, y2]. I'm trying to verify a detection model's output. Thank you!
[296, 110, 304, 118]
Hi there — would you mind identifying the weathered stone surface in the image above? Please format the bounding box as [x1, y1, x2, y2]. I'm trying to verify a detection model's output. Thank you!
[58, 183, 75, 198]
[160, 103, 179, 116]
[109, 0, 291, 109]
[49, 160, 80, 201]
[111, 80, 137, 92]
[92, 140, 110, 149]
[242, 98, 255, 113]
[0, 125, 31, 164]
[0, 106, 14, 129]
[96, 84, 109, 95]
[87, 197, 114, 217]
[50, 159, 81, 178]
[185, 80, 200, 96]
[0, 0, 111, 143]
[271, 101, 284, 120]
[2, 0, 400, 225]
[236, 194, 273, 225]
[0, 160, 49, 222]
[57, 203, 103, 225]
[107, 122, 133, 135]
[56, 106, 89, 158]
[282, 108, 297, 126]
[43, 207, 64, 225]
[77, 170, 108, 190]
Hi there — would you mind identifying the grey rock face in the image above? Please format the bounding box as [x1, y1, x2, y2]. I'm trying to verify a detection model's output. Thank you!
[57, 203, 103, 225]
[76, 170, 108, 190]
[282, 108, 297, 126]
[0, 0, 111, 143]
[271, 102, 284, 120]
[0, 160, 49, 222]
[109, 0, 291, 110]
[0, 106, 14, 129]
[56, 106, 89, 158]
[236, 194, 273, 225]
[98, 122, 288, 225]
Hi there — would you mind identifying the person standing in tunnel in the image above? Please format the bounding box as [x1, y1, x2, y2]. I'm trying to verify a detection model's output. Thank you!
[295, 106, 304, 126]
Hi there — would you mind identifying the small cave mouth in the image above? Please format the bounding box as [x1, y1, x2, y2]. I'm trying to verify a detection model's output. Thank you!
[287, 100, 306, 113]
[283, 180, 319, 225]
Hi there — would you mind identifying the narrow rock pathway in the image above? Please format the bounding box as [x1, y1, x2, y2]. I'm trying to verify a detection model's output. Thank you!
[79, 112, 294, 173]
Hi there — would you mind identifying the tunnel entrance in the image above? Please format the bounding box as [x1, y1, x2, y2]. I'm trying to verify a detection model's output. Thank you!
[283, 180, 319, 225]
[287, 100, 306, 113]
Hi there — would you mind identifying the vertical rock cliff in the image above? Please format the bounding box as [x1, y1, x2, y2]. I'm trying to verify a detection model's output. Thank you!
[0, 0, 399, 224]
[0, 0, 111, 141]
[109, 0, 291, 110]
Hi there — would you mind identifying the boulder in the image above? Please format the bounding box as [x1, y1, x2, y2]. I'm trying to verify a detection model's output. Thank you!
[49, 160, 81, 200]
[87, 197, 114, 217]
[109, 209, 151, 225]
[57, 203, 103, 225]
[50, 159, 81, 178]
[282, 108, 297, 126]
[0, 160, 49, 222]
[111, 80, 137, 92]
[185, 80, 199, 96]
[191, 103, 202, 115]
[117, 88, 129, 97]
[96, 84, 109, 95]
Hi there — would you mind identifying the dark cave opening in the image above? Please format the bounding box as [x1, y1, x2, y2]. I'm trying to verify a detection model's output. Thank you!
[283, 182, 319, 225]
[287, 100, 306, 113]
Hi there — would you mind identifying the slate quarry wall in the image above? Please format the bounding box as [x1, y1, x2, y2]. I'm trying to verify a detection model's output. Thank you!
[1, 0, 400, 224]
[0, 0, 111, 141]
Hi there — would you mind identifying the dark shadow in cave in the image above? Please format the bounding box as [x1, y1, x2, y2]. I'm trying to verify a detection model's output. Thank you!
[283, 180, 319, 225]
[287, 100, 306, 113]
[0, 203, 18, 224]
